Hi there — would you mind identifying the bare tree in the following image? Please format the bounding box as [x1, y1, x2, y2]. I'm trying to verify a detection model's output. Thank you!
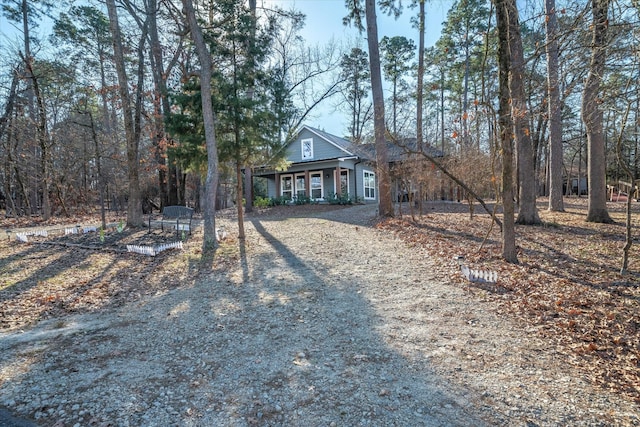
[545, 0, 564, 212]
[582, 0, 613, 223]
[506, 0, 540, 225]
[496, 0, 518, 263]
[415, 0, 425, 152]
[106, 0, 143, 227]
[415, 0, 426, 213]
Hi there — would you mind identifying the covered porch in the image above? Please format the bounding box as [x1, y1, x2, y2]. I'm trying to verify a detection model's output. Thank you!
[254, 158, 371, 203]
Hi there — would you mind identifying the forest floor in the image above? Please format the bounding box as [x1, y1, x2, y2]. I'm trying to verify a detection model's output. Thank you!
[384, 197, 640, 405]
[0, 197, 638, 426]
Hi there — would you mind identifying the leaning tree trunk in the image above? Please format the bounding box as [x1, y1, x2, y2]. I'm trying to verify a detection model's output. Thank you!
[545, 0, 564, 212]
[365, 0, 393, 217]
[182, 0, 220, 251]
[496, 0, 518, 263]
[582, 0, 613, 223]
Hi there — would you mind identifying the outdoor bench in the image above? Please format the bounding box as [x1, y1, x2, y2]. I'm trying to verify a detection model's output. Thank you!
[149, 205, 194, 236]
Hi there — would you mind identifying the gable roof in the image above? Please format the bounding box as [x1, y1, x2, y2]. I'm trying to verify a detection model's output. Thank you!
[353, 138, 444, 162]
[300, 125, 355, 157]
[288, 125, 444, 164]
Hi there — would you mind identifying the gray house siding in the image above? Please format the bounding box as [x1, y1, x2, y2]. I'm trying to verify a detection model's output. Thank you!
[255, 125, 377, 203]
[286, 128, 352, 163]
[355, 162, 377, 203]
[266, 179, 277, 199]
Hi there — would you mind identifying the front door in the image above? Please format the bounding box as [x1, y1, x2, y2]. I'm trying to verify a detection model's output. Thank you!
[337, 169, 349, 195]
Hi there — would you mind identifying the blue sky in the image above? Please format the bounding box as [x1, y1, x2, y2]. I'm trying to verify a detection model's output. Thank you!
[265, 0, 452, 47]
[264, 0, 453, 135]
[0, 1, 455, 137]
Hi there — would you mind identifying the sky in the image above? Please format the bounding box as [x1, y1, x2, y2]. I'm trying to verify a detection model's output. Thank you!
[264, 0, 452, 46]
[0, 0, 455, 137]
[263, 0, 454, 135]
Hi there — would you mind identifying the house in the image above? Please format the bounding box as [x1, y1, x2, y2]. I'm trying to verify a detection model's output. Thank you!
[253, 125, 446, 204]
[254, 125, 379, 203]
[355, 138, 445, 201]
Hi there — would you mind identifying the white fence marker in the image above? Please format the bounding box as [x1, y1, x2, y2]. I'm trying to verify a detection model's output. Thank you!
[127, 241, 183, 256]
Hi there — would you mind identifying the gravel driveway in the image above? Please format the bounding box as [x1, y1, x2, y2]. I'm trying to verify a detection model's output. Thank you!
[1, 204, 638, 426]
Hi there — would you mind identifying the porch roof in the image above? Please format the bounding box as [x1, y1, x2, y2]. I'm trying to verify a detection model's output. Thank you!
[253, 157, 358, 177]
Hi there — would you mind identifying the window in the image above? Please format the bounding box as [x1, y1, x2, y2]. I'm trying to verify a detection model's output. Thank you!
[295, 174, 306, 198]
[310, 171, 323, 199]
[301, 138, 313, 159]
[364, 170, 376, 200]
[281, 175, 293, 200]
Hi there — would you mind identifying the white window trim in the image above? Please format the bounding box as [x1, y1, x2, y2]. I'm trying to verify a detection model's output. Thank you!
[363, 170, 376, 200]
[294, 173, 306, 198]
[310, 171, 324, 200]
[301, 138, 314, 160]
[281, 174, 293, 199]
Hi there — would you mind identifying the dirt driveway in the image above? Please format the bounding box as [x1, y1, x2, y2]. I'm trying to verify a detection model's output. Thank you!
[1, 204, 638, 426]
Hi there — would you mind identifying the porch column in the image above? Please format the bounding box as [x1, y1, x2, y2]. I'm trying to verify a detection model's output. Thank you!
[275, 172, 280, 197]
[304, 170, 310, 197]
[336, 166, 341, 196]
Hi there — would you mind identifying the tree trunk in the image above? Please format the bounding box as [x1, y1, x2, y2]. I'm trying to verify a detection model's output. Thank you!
[582, 0, 613, 223]
[244, 168, 253, 213]
[25, 56, 51, 219]
[243, 0, 257, 214]
[416, 0, 425, 213]
[106, 0, 143, 227]
[506, 0, 540, 225]
[182, 0, 220, 251]
[236, 162, 245, 239]
[148, 0, 169, 209]
[365, 0, 393, 217]
[88, 110, 107, 230]
[496, 0, 518, 263]
[545, 0, 564, 212]
[462, 16, 470, 146]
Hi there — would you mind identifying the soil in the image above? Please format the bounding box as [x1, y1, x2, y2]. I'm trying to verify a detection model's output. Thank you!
[0, 201, 638, 426]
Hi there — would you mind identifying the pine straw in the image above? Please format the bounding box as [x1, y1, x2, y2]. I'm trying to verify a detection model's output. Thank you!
[378, 197, 640, 404]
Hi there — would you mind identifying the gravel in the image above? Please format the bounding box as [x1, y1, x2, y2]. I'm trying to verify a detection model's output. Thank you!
[1, 204, 638, 426]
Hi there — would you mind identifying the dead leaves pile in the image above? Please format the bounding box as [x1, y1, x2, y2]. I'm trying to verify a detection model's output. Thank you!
[377, 198, 640, 404]
[0, 225, 224, 332]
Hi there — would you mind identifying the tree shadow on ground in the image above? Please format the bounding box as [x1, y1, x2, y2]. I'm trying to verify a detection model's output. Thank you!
[0, 227, 197, 330]
[0, 213, 498, 426]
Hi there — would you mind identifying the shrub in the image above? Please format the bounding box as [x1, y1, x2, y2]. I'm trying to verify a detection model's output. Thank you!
[326, 192, 353, 205]
[269, 196, 289, 206]
[292, 195, 312, 205]
[254, 196, 271, 208]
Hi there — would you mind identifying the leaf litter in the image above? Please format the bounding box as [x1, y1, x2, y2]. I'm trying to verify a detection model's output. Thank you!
[1, 201, 639, 412]
[378, 197, 640, 404]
